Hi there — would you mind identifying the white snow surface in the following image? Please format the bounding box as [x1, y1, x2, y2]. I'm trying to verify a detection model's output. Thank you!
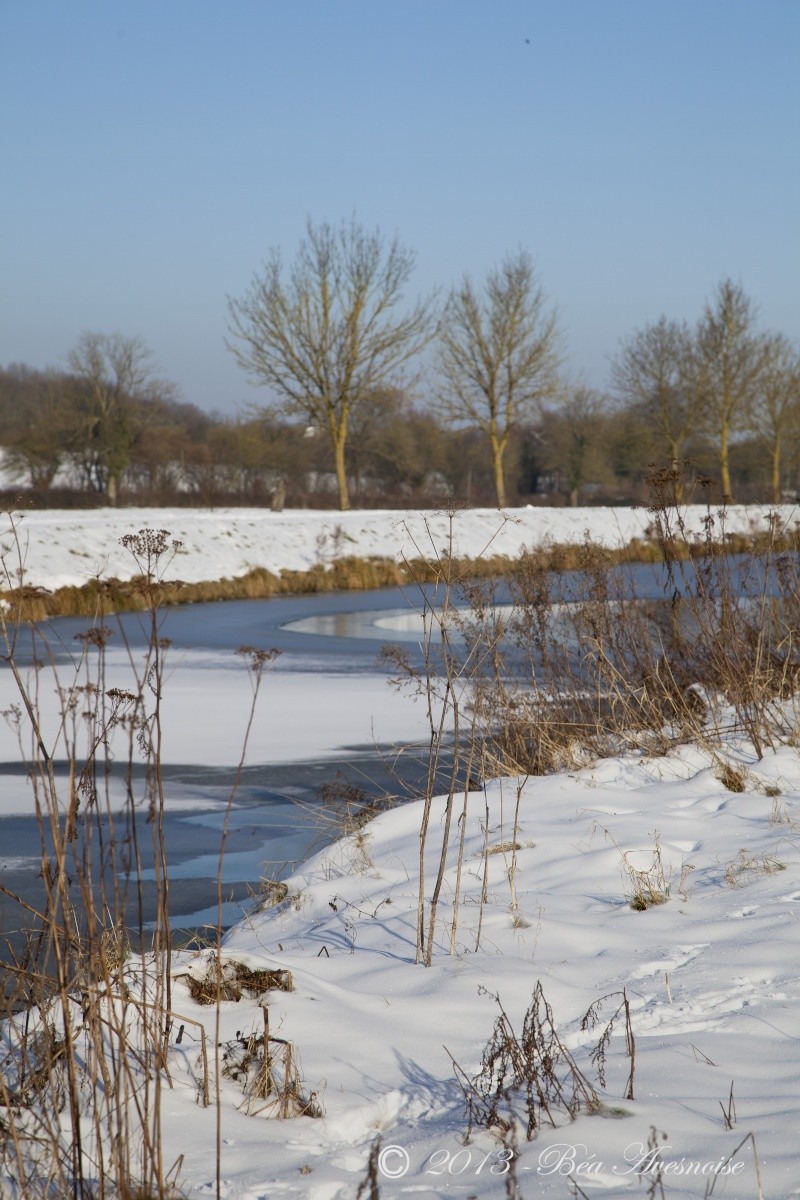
[0, 502, 797, 591]
[1, 506, 799, 1196]
[0, 650, 432, 818]
[171, 739, 799, 1198]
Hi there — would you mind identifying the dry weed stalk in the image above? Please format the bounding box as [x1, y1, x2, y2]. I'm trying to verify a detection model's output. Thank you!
[640, 1126, 668, 1200]
[719, 1080, 736, 1130]
[383, 510, 507, 965]
[0, 519, 289, 1200]
[219, 1008, 322, 1121]
[622, 834, 670, 911]
[597, 826, 672, 911]
[703, 1130, 763, 1200]
[355, 1138, 382, 1200]
[457, 463, 800, 786]
[379, 472, 799, 964]
[0, 522, 186, 1199]
[723, 848, 786, 886]
[448, 983, 601, 1142]
[580, 988, 636, 1100]
[449, 983, 639, 1146]
[209, 640, 280, 1200]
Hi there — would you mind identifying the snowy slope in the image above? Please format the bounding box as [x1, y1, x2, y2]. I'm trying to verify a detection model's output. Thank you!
[154, 737, 800, 1198]
[1, 503, 797, 591]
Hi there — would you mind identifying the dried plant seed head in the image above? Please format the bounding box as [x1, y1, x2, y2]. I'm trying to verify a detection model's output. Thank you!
[120, 528, 172, 559]
[236, 644, 281, 672]
[74, 625, 113, 648]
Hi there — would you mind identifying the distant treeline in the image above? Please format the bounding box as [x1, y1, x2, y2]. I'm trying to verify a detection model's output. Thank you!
[1, 228, 797, 510]
[0, 357, 793, 510]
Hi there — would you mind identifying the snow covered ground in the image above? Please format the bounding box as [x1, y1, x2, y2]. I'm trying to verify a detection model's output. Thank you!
[1, 506, 799, 1197]
[166, 735, 800, 1197]
[1, 502, 797, 592]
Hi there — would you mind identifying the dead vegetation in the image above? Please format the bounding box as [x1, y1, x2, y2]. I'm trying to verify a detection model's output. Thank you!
[1, 476, 793, 1193]
[219, 1009, 322, 1120]
[375, 463, 800, 966]
[450, 465, 800, 785]
[0, 521, 306, 1200]
[723, 848, 786, 886]
[617, 832, 671, 911]
[5, 495, 799, 623]
[181, 956, 293, 1005]
[448, 983, 635, 1142]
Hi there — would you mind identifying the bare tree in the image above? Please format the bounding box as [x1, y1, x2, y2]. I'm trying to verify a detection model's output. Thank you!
[748, 333, 800, 502]
[539, 387, 614, 506]
[693, 279, 769, 499]
[437, 250, 562, 507]
[226, 217, 435, 511]
[0, 365, 68, 488]
[66, 332, 176, 503]
[611, 316, 694, 495]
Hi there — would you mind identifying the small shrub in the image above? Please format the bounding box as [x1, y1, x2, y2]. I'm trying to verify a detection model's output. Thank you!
[452, 986, 636, 1145]
[718, 764, 746, 793]
[259, 879, 290, 907]
[449, 983, 601, 1142]
[221, 1020, 323, 1120]
[604, 829, 671, 911]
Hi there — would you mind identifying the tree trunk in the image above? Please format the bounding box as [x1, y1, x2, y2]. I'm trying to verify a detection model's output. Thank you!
[719, 421, 732, 500]
[333, 432, 350, 511]
[772, 432, 782, 504]
[490, 431, 507, 508]
[668, 442, 684, 502]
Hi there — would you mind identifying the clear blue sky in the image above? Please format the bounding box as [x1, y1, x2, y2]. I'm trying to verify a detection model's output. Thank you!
[1, 0, 797, 414]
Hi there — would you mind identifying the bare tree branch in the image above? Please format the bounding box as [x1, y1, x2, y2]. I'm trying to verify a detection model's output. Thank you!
[226, 217, 436, 510]
[437, 251, 562, 506]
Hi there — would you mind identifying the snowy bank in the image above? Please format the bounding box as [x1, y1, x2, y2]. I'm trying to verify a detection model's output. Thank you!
[1, 503, 797, 592]
[164, 741, 800, 1195]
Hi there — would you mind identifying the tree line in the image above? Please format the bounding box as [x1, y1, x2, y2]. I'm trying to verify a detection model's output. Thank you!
[2, 218, 798, 509]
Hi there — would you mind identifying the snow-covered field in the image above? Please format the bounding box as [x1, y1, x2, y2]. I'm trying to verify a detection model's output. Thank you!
[1, 506, 799, 1197]
[191, 737, 798, 1198]
[1, 502, 797, 591]
[6, 733, 800, 1197]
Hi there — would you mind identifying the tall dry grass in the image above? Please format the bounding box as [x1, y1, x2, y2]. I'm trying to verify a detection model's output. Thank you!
[0, 526, 185, 1198]
[382, 466, 800, 964]
[5, 498, 797, 624]
[0, 523, 286, 1200]
[461, 465, 800, 776]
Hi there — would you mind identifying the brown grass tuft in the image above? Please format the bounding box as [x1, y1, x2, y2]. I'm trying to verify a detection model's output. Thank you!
[183, 957, 293, 1005]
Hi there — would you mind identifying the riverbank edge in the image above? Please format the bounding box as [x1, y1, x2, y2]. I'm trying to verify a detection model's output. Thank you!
[2, 527, 796, 621]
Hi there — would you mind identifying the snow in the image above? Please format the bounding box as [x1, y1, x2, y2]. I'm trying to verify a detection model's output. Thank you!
[1, 505, 799, 1197]
[0, 502, 796, 591]
[0, 650, 432, 818]
[163, 739, 799, 1197]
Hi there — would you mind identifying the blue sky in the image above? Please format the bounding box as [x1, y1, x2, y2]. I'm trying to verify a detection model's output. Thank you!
[1, 0, 797, 414]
